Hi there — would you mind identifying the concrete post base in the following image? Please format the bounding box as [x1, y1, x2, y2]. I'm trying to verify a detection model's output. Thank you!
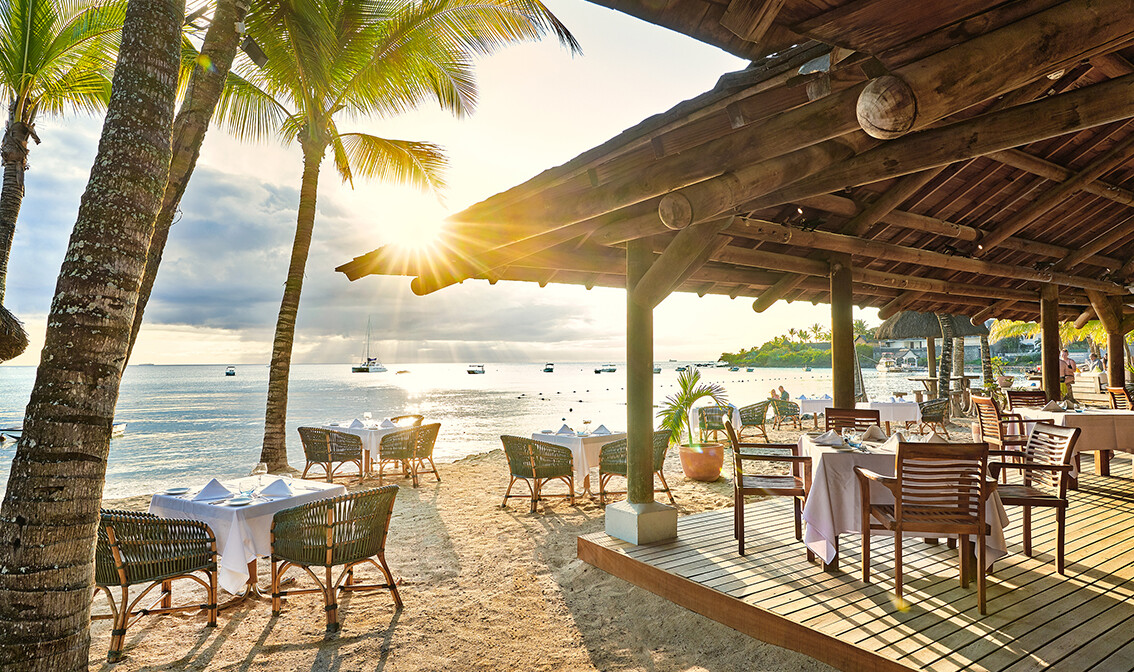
[605, 500, 678, 545]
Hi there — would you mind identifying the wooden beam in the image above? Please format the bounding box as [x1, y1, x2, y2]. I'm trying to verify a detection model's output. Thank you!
[720, 0, 785, 42]
[976, 130, 1134, 254]
[830, 254, 855, 407]
[841, 169, 943, 236]
[1087, 290, 1122, 333]
[989, 148, 1134, 207]
[1074, 308, 1096, 330]
[877, 292, 923, 320]
[727, 218, 1127, 294]
[1108, 330, 1125, 388]
[632, 217, 734, 309]
[1040, 285, 1061, 401]
[745, 73, 1134, 213]
[970, 300, 1017, 326]
[626, 237, 655, 504]
[752, 274, 808, 313]
[1054, 213, 1134, 272]
[854, 0, 1134, 139]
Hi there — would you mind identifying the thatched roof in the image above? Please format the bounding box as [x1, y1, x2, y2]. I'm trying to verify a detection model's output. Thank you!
[0, 305, 28, 362]
[874, 312, 989, 340]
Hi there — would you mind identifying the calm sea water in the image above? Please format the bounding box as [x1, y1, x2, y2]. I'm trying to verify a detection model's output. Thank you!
[0, 362, 952, 499]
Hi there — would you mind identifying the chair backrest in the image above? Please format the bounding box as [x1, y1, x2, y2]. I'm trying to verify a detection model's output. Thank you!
[391, 414, 424, 427]
[97, 509, 215, 587]
[499, 435, 572, 478]
[1021, 423, 1080, 491]
[414, 423, 441, 458]
[698, 406, 729, 431]
[770, 398, 800, 417]
[1106, 387, 1132, 410]
[724, 420, 803, 482]
[298, 426, 331, 462]
[894, 442, 989, 527]
[825, 408, 880, 432]
[1006, 389, 1048, 410]
[326, 429, 363, 460]
[598, 430, 670, 472]
[738, 400, 771, 426]
[971, 395, 1006, 442]
[272, 485, 398, 567]
[918, 397, 949, 421]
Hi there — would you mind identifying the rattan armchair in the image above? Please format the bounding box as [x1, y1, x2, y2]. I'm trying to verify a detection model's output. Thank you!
[94, 510, 218, 662]
[298, 426, 364, 483]
[500, 435, 575, 513]
[917, 397, 951, 437]
[597, 431, 676, 505]
[697, 406, 730, 442]
[737, 400, 772, 441]
[770, 398, 802, 430]
[270, 485, 402, 633]
[376, 423, 441, 487]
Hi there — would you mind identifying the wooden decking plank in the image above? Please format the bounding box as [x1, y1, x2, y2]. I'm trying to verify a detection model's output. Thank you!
[1083, 626, 1134, 672]
[1000, 607, 1134, 671]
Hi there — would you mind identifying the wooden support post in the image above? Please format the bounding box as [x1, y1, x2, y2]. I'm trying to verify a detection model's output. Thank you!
[1087, 290, 1127, 391]
[626, 238, 654, 505]
[1108, 330, 1126, 389]
[830, 255, 854, 408]
[927, 337, 936, 391]
[1040, 285, 1061, 401]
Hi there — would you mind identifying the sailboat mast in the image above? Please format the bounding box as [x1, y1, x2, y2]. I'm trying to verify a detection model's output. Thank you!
[364, 318, 372, 361]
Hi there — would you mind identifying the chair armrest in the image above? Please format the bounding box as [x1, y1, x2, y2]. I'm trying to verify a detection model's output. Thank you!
[989, 449, 1026, 459]
[853, 466, 898, 493]
[735, 453, 810, 463]
[990, 461, 1073, 473]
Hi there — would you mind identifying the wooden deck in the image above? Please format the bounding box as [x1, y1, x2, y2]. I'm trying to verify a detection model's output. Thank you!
[578, 455, 1134, 672]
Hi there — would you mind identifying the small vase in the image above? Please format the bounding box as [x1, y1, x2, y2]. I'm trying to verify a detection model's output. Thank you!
[678, 443, 725, 481]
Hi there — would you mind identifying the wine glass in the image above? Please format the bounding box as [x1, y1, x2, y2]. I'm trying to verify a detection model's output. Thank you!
[583, 420, 592, 435]
[363, 411, 373, 422]
[252, 462, 268, 488]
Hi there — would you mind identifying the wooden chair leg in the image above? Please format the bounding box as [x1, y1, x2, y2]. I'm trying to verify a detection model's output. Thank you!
[598, 473, 607, 505]
[1023, 506, 1032, 557]
[978, 533, 987, 615]
[894, 530, 903, 602]
[656, 471, 675, 505]
[531, 479, 540, 513]
[207, 569, 217, 627]
[161, 579, 172, 608]
[793, 498, 802, 541]
[737, 496, 745, 555]
[1056, 508, 1066, 575]
[861, 511, 871, 584]
[376, 551, 403, 608]
[959, 536, 970, 588]
[271, 559, 283, 615]
[502, 476, 516, 508]
[324, 566, 339, 632]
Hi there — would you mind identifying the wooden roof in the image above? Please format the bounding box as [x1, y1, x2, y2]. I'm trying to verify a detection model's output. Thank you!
[337, 0, 1134, 325]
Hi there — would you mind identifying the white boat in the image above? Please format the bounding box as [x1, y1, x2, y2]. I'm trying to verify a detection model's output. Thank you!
[467, 364, 486, 374]
[675, 365, 688, 372]
[111, 422, 126, 437]
[594, 363, 616, 374]
[225, 366, 236, 376]
[352, 318, 387, 373]
[653, 365, 662, 374]
[876, 356, 905, 373]
[543, 363, 555, 373]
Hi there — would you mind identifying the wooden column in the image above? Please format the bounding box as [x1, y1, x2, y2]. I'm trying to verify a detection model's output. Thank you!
[1040, 285, 1061, 401]
[1108, 331, 1125, 389]
[626, 237, 654, 504]
[830, 254, 854, 408]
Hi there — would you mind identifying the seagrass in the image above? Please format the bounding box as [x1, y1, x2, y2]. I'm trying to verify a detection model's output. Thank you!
[698, 406, 730, 442]
[499, 435, 575, 513]
[770, 398, 801, 430]
[737, 400, 771, 441]
[917, 397, 950, 437]
[597, 430, 675, 505]
[94, 509, 218, 662]
[824, 408, 880, 432]
[270, 485, 402, 632]
[298, 426, 364, 482]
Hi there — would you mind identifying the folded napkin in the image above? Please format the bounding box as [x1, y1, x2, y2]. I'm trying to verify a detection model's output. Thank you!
[1041, 400, 1064, 412]
[540, 429, 554, 434]
[192, 478, 233, 501]
[924, 431, 948, 443]
[260, 478, 293, 498]
[877, 434, 901, 453]
[812, 430, 844, 446]
[862, 425, 888, 442]
[821, 394, 832, 400]
[557, 424, 573, 435]
[797, 395, 807, 400]
[380, 418, 396, 428]
[348, 418, 365, 429]
[592, 424, 611, 435]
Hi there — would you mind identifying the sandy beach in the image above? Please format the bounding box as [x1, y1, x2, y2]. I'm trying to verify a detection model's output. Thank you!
[90, 420, 970, 671]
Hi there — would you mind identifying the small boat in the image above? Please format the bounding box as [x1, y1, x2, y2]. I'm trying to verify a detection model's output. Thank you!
[396, 370, 410, 374]
[653, 365, 662, 374]
[729, 366, 739, 372]
[352, 318, 388, 373]
[225, 366, 236, 376]
[543, 363, 555, 373]
[675, 365, 688, 372]
[876, 356, 905, 373]
[803, 366, 812, 372]
[594, 363, 617, 374]
[0, 425, 20, 442]
[467, 364, 486, 374]
[747, 368, 754, 372]
[111, 422, 126, 437]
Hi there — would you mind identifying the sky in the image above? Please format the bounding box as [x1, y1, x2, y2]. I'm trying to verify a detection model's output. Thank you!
[2, 0, 865, 366]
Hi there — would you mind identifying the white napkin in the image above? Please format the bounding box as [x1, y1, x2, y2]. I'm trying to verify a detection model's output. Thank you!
[260, 478, 293, 498]
[192, 478, 233, 501]
[924, 431, 948, 443]
[349, 418, 365, 429]
[877, 434, 901, 453]
[557, 424, 573, 435]
[812, 430, 844, 446]
[540, 429, 554, 434]
[797, 395, 806, 400]
[862, 425, 888, 442]
[821, 394, 832, 400]
[889, 396, 897, 402]
[1041, 400, 1063, 412]
[380, 418, 396, 428]
[592, 424, 611, 435]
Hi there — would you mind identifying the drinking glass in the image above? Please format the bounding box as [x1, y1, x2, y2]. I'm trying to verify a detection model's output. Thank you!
[252, 462, 268, 488]
[363, 412, 372, 421]
[583, 420, 592, 434]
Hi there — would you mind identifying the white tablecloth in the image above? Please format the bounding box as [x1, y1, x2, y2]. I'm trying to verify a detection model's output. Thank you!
[323, 422, 402, 453]
[799, 436, 1008, 567]
[533, 431, 626, 483]
[149, 476, 346, 593]
[798, 398, 832, 417]
[858, 400, 921, 425]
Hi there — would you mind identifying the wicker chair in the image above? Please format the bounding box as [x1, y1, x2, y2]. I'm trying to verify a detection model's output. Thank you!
[298, 427, 364, 483]
[500, 435, 575, 513]
[390, 414, 424, 427]
[270, 485, 401, 632]
[737, 400, 772, 441]
[770, 398, 802, 430]
[697, 406, 730, 442]
[917, 397, 951, 438]
[94, 510, 218, 662]
[597, 431, 676, 505]
[855, 442, 993, 614]
[376, 423, 441, 487]
[824, 408, 880, 433]
[1006, 389, 1049, 410]
[1106, 386, 1132, 410]
[990, 423, 1079, 574]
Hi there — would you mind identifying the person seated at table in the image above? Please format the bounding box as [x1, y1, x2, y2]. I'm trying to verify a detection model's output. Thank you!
[1087, 352, 1105, 372]
[769, 388, 778, 399]
[778, 385, 790, 401]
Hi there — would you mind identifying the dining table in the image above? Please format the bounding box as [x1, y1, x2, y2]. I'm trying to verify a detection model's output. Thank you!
[857, 400, 921, 434]
[799, 434, 1009, 572]
[797, 397, 833, 428]
[1014, 407, 1134, 479]
[149, 476, 346, 595]
[323, 420, 405, 475]
[533, 429, 627, 495]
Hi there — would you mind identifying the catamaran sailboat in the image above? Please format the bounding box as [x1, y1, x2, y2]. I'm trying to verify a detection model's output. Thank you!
[352, 319, 387, 373]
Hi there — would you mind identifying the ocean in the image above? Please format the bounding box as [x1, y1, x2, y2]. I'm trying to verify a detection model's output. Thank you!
[0, 362, 956, 499]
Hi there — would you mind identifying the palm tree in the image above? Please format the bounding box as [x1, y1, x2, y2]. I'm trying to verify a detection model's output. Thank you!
[657, 368, 728, 446]
[0, 0, 183, 664]
[0, 0, 125, 307]
[218, 0, 578, 471]
[936, 313, 953, 400]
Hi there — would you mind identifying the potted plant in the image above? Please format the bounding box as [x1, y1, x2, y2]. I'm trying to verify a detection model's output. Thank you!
[991, 356, 1014, 388]
[657, 368, 728, 481]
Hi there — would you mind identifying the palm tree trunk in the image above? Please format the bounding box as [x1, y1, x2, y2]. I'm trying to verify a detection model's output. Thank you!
[980, 334, 993, 386]
[0, 0, 182, 666]
[953, 336, 965, 378]
[260, 143, 323, 471]
[936, 314, 953, 400]
[0, 110, 37, 304]
[126, 0, 250, 364]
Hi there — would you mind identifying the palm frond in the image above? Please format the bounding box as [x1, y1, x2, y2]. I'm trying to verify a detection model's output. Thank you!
[657, 368, 728, 446]
[213, 70, 290, 143]
[334, 132, 446, 193]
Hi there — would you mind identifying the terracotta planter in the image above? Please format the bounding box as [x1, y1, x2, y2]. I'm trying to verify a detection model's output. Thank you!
[678, 443, 725, 482]
[996, 375, 1014, 388]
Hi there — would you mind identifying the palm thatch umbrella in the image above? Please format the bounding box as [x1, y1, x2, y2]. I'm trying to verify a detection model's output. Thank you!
[0, 305, 29, 362]
[874, 312, 991, 394]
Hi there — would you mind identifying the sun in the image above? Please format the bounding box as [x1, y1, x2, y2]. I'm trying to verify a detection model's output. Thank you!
[384, 215, 445, 251]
